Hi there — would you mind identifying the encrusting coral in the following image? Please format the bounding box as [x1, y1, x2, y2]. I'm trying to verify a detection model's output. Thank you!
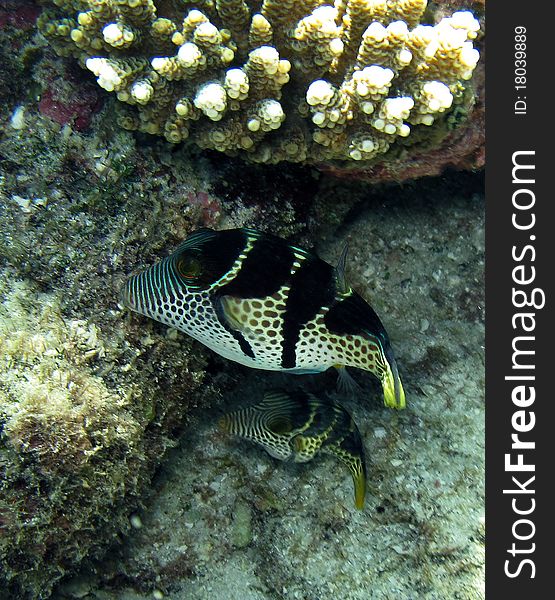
[37, 0, 481, 164]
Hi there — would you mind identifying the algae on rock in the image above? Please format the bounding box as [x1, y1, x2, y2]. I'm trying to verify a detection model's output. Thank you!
[0, 72, 217, 596]
[0, 271, 207, 599]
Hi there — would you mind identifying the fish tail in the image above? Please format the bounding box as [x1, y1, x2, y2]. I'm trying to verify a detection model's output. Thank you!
[382, 347, 406, 410]
[325, 442, 367, 510]
[353, 468, 367, 510]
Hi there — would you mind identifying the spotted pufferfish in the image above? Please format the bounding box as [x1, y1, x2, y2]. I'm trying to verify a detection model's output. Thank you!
[121, 227, 405, 409]
[219, 389, 367, 509]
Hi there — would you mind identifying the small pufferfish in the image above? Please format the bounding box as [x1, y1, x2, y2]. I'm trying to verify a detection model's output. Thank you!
[121, 227, 405, 409]
[219, 389, 367, 509]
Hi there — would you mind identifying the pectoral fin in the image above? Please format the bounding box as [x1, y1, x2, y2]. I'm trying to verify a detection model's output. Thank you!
[218, 295, 270, 346]
[218, 295, 249, 332]
[335, 365, 361, 397]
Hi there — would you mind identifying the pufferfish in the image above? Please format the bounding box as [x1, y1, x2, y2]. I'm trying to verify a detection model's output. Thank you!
[219, 389, 367, 509]
[121, 227, 405, 409]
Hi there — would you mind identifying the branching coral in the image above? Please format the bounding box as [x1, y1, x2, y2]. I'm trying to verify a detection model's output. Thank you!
[38, 1, 480, 164]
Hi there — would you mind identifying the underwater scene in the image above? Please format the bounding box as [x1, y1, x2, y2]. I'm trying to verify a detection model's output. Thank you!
[0, 1, 484, 599]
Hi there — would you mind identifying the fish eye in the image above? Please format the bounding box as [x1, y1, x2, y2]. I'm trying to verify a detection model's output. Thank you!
[267, 416, 292, 435]
[176, 253, 202, 279]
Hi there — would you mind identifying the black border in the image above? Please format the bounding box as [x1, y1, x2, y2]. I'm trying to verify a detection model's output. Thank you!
[486, 1, 553, 596]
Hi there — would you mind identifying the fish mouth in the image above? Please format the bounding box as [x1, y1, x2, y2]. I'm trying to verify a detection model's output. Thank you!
[120, 276, 138, 311]
[218, 414, 232, 434]
[121, 268, 161, 316]
[120, 272, 155, 317]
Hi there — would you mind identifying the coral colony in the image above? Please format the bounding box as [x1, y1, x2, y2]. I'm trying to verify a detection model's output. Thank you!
[38, 0, 480, 164]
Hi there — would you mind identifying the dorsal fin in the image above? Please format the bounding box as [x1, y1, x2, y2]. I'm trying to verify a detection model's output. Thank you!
[260, 390, 297, 407]
[336, 243, 350, 294]
[173, 228, 216, 253]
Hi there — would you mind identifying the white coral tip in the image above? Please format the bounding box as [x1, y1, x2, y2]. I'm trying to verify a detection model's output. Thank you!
[86, 58, 120, 92]
[387, 21, 408, 37]
[178, 42, 201, 67]
[423, 81, 453, 111]
[131, 80, 152, 102]
[103, 23, 123, 45]
[365, 22, 387, 41]
[460, 45, 480, 68]
[329, 38, 344, 56]
[451, 11, 480, 33]
[306, 80, 335, 106]
[398, 49, 412, 66]
[365, 65, 394, 88]
[194, 82, 227, 120]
